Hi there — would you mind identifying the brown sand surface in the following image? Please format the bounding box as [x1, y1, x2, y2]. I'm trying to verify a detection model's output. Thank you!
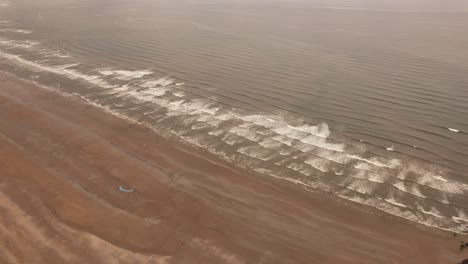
[0, 72, 467, 263]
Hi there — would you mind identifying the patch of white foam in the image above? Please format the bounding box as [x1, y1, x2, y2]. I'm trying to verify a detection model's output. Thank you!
[392, 182, 426, 198]
[0, 28, 32, 34]
[98, 69, 153, 81]
[303, 158, 329, 173]
[36, 50, 71, 58]
[448, 128, 460, 133]
[0, 51, 114, 89]
[286, 162, 313, 176]
[432, 175, 448, 182]
[229, 126, 261, 142]
[416, 173, 468, 195]
[386, 145, 395, 151]
[347, 154, 400, 168]
[172, 91, 185, 97]
[453, 210, 468, 223]
[191, 122, 212, 130]
[395, 164, 468, 195]
[272, 124, 344, 152]
[140, 77, 174, 88]
[207, 129, 224, 137]
[56, 63, 80, 69]
[231, 115, 344, 152]
[50, 52, 72, 58]
[313, 149, 348, 164]
[258, 138, 284, 151]
[130, 87, 169, 97]
[417, 205, 443, 218]
[230, 124, 337, 161]
[349, 168, 388, 184]
[340, 193, 463, 233]
[286, 123, 330, 138]
[0, 39, 39, 49]
[0, 0, 10, 7]
[452, 216, 468, 223]
[236, 146, 272, 161]
[384, 197, 407, 208]
[344, 180, 377, 195]
[221, 134, 243, 146]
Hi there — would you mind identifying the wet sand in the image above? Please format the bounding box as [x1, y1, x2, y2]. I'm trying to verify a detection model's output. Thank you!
[0, 72, 467, 263]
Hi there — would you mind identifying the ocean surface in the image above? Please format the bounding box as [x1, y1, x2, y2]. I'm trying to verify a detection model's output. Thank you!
[1, 0, 467, 233]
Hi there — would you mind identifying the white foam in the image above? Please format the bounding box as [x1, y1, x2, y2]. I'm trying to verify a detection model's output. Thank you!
[417, 173, 468, 195]
[223, 134, 244, 146]
[349, 168, 388, 184]
[207, 129, 224, 137]
[453, 210, 468, 224]
[395, 164, 468, 195]
[286, 123, 330, 138]
[98, 69, 152, 81]
[417, 205, 443, 218]
[315, 149, 349, 164]
[172, 91, 185, 97]
[344, 181, 376, 195]
[37, 50, 70, 58]
[384, 197, 407, 208]
[342, 193, 464, 233]
[50, 53, 72, 58]
[452, 217, 468, 223]
[232, 115, 344, 152]
[272, 124, 344, 152]
[258, 138, 284, 151]
[191, 123, 212, 130]
[303, 158, 329, 173]
[448, 128, 460, 133]
[386, 145, 395, 151]
[229, 126, 260, 142]
[229, 126, 290, 153]
[347, 154, 400, 168]
[0, 28, 32, 34]
[56, 63, 80, 69]
[0, 51, 114, 89]
[237, 146, 272, 161]
[286, 162, 313, 176]
[0, 0, 10, 7]
[0, 39, 39, 49]
[392, 182, 426, 198]
[432, 175, 448, 182]
[129, 87, 169, 97]
[140, 77, 173, 88]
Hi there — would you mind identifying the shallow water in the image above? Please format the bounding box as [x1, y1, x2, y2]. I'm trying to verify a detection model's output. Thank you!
[1, 0, 467, 233]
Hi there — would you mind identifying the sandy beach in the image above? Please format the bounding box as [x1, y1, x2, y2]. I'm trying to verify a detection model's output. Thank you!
[0, 73, 467, 263]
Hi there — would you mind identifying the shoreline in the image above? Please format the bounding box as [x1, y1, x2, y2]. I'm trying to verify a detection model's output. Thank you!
[0, 72, 467, 263]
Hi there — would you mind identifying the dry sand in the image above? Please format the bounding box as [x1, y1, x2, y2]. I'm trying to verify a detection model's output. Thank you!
[0, 72, 467, 263]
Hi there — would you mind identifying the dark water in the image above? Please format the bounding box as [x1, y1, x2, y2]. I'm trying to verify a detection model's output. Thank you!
[1, 0, 468, 233]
